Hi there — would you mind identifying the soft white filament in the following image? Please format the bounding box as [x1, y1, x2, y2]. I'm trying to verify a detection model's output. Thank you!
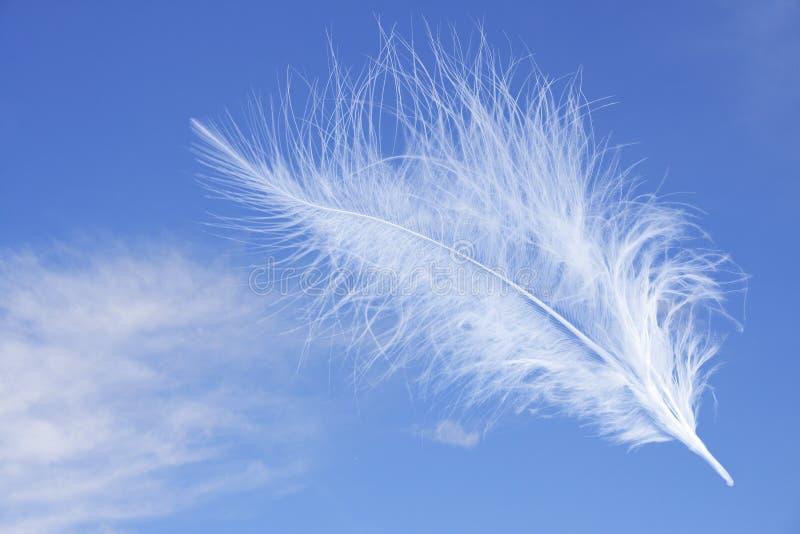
[193, 30, 736, 485]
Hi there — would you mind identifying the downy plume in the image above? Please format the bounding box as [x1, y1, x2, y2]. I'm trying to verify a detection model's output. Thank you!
[192, 29, 739, 485]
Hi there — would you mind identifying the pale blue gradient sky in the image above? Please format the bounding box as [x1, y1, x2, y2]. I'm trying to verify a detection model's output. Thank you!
[1, 1, 798, 532]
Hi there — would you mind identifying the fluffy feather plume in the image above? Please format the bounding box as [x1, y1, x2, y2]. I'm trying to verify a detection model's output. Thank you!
[192, 30, 737, 485]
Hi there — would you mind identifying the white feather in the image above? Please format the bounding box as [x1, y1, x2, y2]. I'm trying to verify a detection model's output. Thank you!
[192, 30, 737, 485]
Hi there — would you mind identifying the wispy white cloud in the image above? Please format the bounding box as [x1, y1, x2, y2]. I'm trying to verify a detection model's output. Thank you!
[0, 243, 317, 533]
[426, 420, 480, 449]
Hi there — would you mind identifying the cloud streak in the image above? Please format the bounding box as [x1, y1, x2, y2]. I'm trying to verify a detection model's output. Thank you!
[0, 243, 316, 533]
[427, 420, 480, 449]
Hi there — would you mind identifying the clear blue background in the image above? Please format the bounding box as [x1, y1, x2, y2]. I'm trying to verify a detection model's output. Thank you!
[1, 1, 798, 532]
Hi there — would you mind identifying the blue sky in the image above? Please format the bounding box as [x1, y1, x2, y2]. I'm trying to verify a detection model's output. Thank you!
[1, 1, 799, 533]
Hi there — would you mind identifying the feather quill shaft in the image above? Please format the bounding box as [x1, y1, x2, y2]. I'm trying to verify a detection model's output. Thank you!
[193, 30, 736, 485]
